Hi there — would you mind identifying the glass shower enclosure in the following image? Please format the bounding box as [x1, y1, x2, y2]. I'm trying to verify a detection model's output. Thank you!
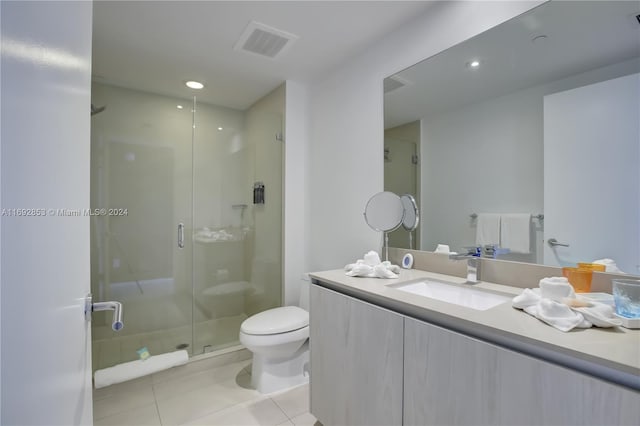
[90, 83, 283, 371]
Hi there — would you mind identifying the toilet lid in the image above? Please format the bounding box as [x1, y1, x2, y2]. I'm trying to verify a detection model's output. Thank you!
[241, 306, 309, 335]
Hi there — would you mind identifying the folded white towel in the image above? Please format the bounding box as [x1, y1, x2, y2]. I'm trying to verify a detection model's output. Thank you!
[573, 303, 622, 328]
[374, 262, 399, 278]
[593, 258, 625, 274]
[434, 244, 450, 254]
[512, 277, 621, 332]
[344, 261, 374, 277]
[344, 253, 399, 279]
[364, 250, 381, 266]
[475, 213, 501, 247]
[500, 213, 531, 254]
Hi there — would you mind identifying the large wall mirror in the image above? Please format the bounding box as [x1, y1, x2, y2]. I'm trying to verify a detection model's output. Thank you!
[384, 1, 640, 275]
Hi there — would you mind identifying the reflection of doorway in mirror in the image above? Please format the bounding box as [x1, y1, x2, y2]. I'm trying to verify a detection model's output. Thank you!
[384, 120, 420, 249]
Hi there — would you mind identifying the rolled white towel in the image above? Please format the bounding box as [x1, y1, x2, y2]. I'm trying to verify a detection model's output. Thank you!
[94, 350, 188, 388]
[539, 277, 575, 301]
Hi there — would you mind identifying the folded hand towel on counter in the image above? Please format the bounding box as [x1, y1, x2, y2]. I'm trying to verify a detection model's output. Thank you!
[500, 213, 531, 254]
[344, 251, 400, 279]
[512, 277, 621, 332]
[475, 214, 501, 247]
[539, 276, 575, 301]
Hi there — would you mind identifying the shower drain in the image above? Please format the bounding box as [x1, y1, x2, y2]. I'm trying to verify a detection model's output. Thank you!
[175, 343, 189, 350]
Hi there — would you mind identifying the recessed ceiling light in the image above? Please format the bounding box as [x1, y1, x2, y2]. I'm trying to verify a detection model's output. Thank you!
[185, 80, 204, 89]
[218, 127, 223, 131]
[469, 60, 481, 68]
[177, 105, 183, 109]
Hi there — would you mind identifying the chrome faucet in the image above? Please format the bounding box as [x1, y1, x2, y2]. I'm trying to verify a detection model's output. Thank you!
[449, 249, 481, 284]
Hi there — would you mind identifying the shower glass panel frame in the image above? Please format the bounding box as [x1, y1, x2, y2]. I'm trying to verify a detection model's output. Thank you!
[90, 83, 284, 371]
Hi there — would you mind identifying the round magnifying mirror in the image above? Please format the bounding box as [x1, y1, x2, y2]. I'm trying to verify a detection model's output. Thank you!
[364, 191, 404, 232]
[400, 194, 419, 232]
[364, 191, 404, 261]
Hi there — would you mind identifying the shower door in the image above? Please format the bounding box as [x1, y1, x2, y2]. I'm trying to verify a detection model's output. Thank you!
[90, 84, 196, 370]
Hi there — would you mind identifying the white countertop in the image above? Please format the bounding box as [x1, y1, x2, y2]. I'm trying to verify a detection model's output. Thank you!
[309, 269, 640, 390]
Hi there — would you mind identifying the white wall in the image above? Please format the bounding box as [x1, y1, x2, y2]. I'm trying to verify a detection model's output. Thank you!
[284, 81, 310, 306]
[419, 57, 640, 263]
[422, 83, 543, 262]
[544, 73, 640, 273]
[306, 1, 543, 271]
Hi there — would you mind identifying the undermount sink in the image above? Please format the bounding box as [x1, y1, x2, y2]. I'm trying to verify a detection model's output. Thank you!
[389, 280, 511, 311]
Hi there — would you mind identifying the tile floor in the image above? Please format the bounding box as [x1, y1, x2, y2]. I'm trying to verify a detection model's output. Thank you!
[93, 350, 319, 426]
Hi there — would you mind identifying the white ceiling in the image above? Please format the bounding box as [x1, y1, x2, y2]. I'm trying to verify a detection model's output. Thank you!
[92, 0, 435, 110]
[384, 1, 640, 128]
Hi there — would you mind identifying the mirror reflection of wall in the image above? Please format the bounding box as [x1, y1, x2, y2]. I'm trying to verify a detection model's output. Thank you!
[384, 1, 640, 275]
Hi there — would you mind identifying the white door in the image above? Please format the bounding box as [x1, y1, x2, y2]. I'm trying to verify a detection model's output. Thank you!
[543, 73, 640, 274]
[1, 1, 94, 424]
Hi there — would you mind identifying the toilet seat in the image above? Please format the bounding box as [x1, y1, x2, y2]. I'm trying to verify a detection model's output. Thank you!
[240, 325, 309, 349]
[241, 306, 308, 335]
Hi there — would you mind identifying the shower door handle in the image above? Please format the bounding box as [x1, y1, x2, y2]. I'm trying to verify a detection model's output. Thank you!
[85, 294, 124, 331]
[178, 223, 185, 249]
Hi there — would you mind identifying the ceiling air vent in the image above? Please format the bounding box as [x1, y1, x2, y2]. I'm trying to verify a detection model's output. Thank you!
[384, 75, 412, 93]
[234, 21, 298, 59]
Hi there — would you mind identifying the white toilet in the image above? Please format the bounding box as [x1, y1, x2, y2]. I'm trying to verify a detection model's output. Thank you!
[239, 280, 310, 394]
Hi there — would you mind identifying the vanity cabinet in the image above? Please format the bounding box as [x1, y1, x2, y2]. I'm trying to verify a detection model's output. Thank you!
[310, 282, 640, 426]
[404, 317, 639, 426]
[310, 284, 404, 426]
